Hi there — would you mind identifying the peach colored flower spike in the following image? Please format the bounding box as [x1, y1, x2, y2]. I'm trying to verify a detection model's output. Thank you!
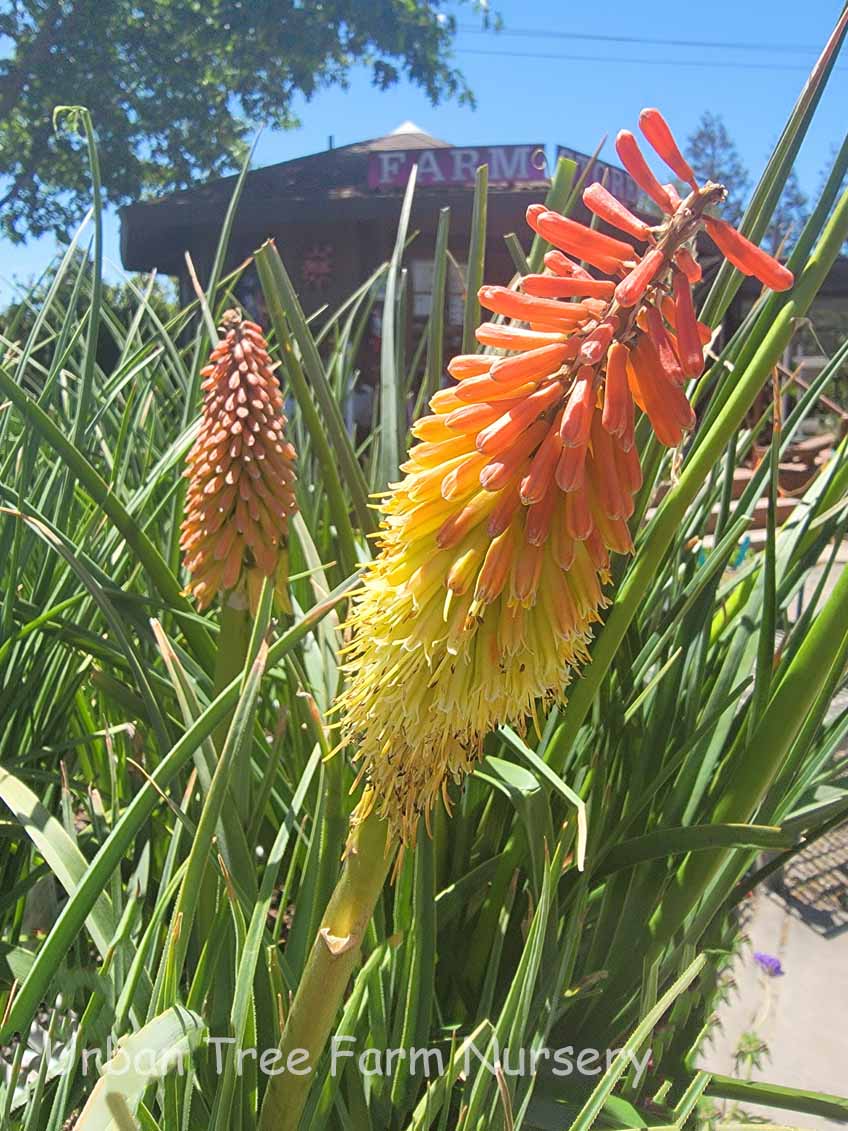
[180, 310, 298, 612]
[337, 107, 794, 846]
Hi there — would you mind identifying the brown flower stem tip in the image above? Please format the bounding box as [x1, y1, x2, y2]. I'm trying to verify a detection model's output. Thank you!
[180, 310, 298, 613]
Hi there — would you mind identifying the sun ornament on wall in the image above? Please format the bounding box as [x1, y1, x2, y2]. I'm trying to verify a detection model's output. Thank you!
[302, 242, 334, 289]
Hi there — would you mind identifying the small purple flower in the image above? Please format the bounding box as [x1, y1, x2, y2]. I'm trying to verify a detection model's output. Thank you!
[753, 951, 784, 977]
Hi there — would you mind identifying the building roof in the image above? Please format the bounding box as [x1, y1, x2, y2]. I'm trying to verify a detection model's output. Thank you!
[120, 125, 458, 272]
[119, 126, 555, 274]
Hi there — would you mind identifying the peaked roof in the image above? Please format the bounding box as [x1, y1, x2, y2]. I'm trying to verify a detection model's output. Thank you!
[120, 126, 457, 270]
[373, 122, 451, 150]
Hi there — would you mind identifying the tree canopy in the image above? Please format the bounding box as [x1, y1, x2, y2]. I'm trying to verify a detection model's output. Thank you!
[685, 111, 752, 226]
[685, 111, 807, 248]
[0, 0, 484, 242]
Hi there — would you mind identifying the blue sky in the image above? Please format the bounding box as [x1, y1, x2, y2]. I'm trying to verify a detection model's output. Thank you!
[2, 0, 846, 303]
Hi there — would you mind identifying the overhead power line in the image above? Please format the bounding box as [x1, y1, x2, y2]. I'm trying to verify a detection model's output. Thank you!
[455, 47, 844, 73]
[458, 23, 824, 54]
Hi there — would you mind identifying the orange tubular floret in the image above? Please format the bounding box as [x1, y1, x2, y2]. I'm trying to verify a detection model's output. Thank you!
[476, 323, 568, 351]
[444, 398, 521, 433]
[582, 182, 653, 242]
[406, 433, 476, 471]
[551, 508, 575, 569]
[645, 305, 685, 385]
[532, 210, 633, 273]
[563, 487, 593, 541]
[429, 387, 465, 414]
[578, 297, 608, 318]
[601, 341, 632, 445]
[705, 218, 794, 291]
[478, 285, 590, 328]
[555, 443, 588, 493]
[476, 380, 564, 456]
[589, 417, 630, 520]
[525, 202, 547, 231]
[525, 486, 558, 546]
[520, 412, 564, 504]
[441, 452, 490, 501]
[480, 420, 548, 491]
[584, 527, 610, 571]
[412, 414, 453, 442]
[560, 366, 596, 448]
[579, 318, 618, 365]
[614, 435, 643, 495]
[436, 489, 493, 548]
[453, 375, 538, 403]
[638, 108, 698, 189]
[675, 247, 702, 283]
[615, 130, 675, 214]
[511, 541, 545, 603]
[490, 342, 574, 384]
[447, 354, 496, 380]
[543, 249, 594, 281]
[663, 183, 682, 210]
[593, 509, 635, 556]
[672, 271, 705, 377]
[475, 524, 516, 604]
[628, 339, 694, 446]
[615, 247, 665, 307]
[487, 482, 522, 536]
[520, 274, 616, 300]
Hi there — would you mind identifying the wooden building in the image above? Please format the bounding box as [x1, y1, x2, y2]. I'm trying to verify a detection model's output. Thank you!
[120, 121, 846, 397]
[119, 122, 640, 343]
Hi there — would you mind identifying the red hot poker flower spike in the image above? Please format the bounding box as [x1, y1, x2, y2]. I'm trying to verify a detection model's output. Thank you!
[181, 310, 298, 612]
[638, 108, 698, 190]
[336, 105, 797, 845]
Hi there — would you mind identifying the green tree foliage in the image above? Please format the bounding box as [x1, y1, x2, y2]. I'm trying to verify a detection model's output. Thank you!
[817, 143, 848, 252]
[764, 166, 809, 253]
[686, 111, 752, 225]
[686, 112, 808, 251]
[1, 249, 178, 380]
[0, 0, 484, 242]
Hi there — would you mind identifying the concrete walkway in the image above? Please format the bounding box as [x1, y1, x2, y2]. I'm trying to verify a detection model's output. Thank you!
[699, 862, 848, 1129]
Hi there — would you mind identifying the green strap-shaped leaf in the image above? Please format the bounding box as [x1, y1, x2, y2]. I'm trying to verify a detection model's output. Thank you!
[0, 768, 117, 959]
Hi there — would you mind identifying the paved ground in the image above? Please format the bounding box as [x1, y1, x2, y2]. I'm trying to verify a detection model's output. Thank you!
[699, 835, 848, 1129]
[698, 539, 848, 1128]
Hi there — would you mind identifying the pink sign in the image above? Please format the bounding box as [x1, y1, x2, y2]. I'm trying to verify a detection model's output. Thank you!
[556, 147, 639, 208]
[368, 144, 547, 190]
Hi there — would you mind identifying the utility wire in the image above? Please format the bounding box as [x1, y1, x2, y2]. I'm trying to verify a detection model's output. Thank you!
[458, 23, 823, 54]
[455, 47, 845, 73]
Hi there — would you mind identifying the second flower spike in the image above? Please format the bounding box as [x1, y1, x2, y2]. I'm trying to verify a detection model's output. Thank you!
[180, 310, 298, 613]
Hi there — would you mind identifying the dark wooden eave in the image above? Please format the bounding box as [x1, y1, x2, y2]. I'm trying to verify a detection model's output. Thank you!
[119, 128, 550, 275]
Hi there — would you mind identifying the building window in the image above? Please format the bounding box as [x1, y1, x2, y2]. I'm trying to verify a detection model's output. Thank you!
[411, 258, 467, 325]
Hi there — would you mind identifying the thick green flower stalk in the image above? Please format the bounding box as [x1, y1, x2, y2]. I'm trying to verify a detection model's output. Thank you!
[338, 108, 792, 847]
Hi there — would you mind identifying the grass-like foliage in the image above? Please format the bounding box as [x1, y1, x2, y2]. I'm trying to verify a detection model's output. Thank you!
[2, 16, 848, 1130]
